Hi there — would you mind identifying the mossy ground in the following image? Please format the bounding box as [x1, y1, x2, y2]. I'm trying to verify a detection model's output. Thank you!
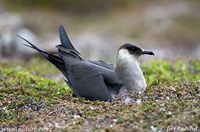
[0, 58, 199, 131]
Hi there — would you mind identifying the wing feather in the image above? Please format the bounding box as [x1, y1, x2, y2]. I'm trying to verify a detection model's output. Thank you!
[69, 62, 113, 101]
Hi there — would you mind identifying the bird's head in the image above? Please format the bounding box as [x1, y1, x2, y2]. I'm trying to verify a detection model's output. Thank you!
[119, 43, 154, 58]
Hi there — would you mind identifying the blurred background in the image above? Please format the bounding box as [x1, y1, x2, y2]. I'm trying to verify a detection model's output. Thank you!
[0, 0, 199, 62]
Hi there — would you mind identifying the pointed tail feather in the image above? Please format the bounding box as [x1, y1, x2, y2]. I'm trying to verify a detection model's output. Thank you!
[59, 25, 80, 54]
[17, 35, 68, 77]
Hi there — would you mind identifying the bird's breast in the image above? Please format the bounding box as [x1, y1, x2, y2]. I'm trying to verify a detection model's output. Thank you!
[116, 56, 147, 91]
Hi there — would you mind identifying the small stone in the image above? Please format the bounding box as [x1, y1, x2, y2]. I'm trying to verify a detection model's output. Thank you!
[124, 96, 132, 104]
[136, 99, 142, 104]
[170, 86, 176, 91]
[167, 111, 172, 115]
[73, 115, 81, 119]
[150, 126, 157, 132]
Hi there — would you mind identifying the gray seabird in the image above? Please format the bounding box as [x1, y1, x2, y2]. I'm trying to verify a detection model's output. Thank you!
[18, 25, 154, 101]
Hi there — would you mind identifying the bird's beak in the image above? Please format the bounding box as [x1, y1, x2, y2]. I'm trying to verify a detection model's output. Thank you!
[142, 50, 154, 55]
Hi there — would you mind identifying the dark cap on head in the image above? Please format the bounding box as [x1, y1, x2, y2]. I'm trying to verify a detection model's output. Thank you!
[119, 43, 154, 56]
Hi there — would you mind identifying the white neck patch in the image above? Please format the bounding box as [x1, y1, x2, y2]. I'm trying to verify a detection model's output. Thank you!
[117, 49, 139, 66]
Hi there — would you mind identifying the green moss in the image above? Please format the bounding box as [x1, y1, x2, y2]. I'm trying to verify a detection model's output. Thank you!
[0, 66, 70, 125]
[142, 60, 200, 86]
